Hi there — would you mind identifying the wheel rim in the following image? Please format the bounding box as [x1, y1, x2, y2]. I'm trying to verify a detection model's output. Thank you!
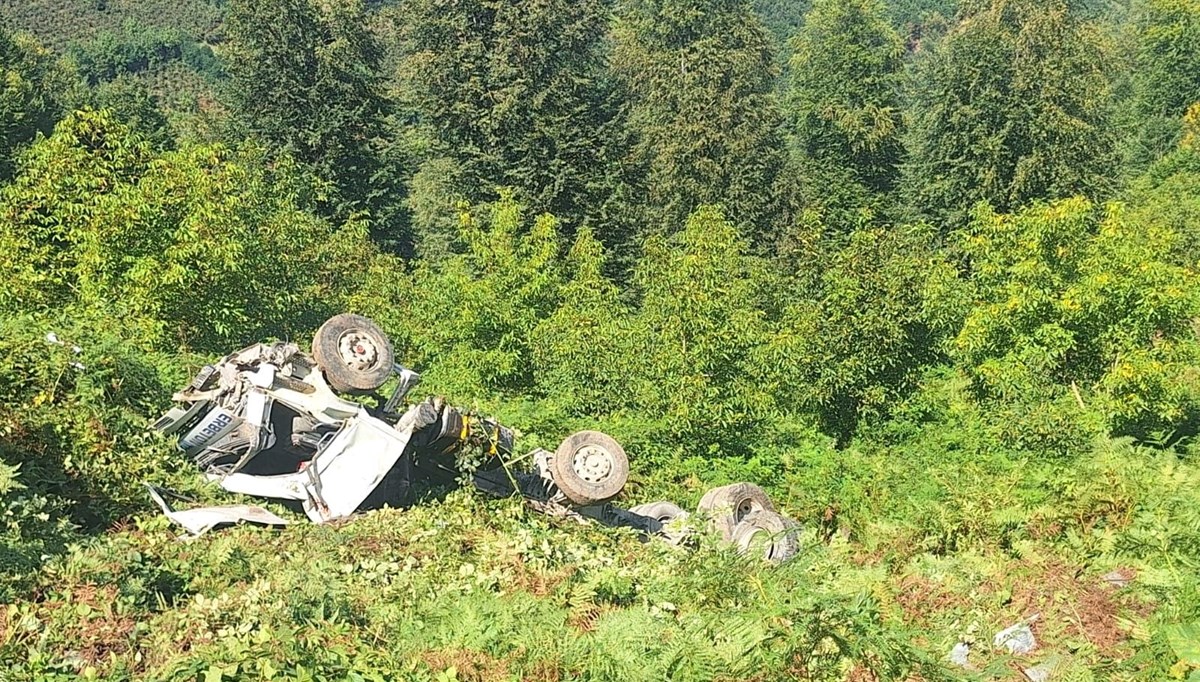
[738, 527, 771, 557]
[336, 329, 380, 372]
[735, 498, 757, 524]
[572, 444, 615, 483]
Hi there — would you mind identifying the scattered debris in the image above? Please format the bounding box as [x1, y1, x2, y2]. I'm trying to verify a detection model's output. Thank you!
[147, 313, 802, 562]
[1101, 569, 1133, 589]
[994, 614, 1039, 655]
[146, 485, 289, 537]
[948, 641, 971, 668]
[45, 332, 86, 370]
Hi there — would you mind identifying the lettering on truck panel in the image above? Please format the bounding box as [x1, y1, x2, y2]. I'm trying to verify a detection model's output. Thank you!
[181, 412, 235, 451]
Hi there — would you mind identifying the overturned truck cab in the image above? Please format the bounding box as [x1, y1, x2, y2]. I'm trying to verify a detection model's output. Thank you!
[152, 314, 630, 523]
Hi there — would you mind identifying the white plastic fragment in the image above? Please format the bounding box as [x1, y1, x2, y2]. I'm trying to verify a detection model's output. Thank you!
[1022, 664, 1052, 682]
[994, 614, 1039, 655]
[949, 641, 971, 667]
[146, 485, 290, 537]
[1101, 569, 1132, 588]
[1023, 654, 1065, 682]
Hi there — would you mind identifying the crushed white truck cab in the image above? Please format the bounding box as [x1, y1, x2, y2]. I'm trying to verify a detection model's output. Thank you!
[152, 314, 628, 523]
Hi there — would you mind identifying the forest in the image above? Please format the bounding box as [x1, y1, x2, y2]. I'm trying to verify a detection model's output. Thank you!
[1, 0, 1199, 679]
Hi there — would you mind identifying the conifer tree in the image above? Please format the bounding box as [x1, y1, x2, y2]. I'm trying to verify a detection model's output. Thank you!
[789, 0, 905, 223]
[902, 0, 1116, 230]
[397, 0, 626, 252]
[225, 0, 401, 242]
[612, 0, 789, 245]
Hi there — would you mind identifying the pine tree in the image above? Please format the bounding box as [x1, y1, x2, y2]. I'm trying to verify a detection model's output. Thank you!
[224, 0, 402, 243]
[612, 0, 790, 245]
[397, 0, 626, 253]
[752, 0, 812, 49]
[789, 0, 905, 224]
[902, 0, 1116, 230]
[1127, 0, 1200, 165]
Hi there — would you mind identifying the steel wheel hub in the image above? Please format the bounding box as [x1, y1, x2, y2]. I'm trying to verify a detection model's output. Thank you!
[573, 445, 614, 483]
[337, 330, 379, 371]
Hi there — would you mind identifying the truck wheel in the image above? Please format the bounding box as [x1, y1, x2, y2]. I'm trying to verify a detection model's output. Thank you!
[730, 510, 800, 563]
[549, 430, 629, 507]
[629, 501, 688, 524]
[312, 314, 394, 394]
[696, 482, 775, 542]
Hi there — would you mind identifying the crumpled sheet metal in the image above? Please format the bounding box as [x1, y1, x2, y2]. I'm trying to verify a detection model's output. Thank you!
[994, 614, 1040, 655]
[146, 485, 289, 537]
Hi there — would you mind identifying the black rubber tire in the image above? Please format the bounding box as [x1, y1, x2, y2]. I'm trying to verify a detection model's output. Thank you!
[629, 500, 687, 524]
[548, 430, 629, 507]
[696, 482, 775, 542]
[730, 510, 800, 563]
[312, 314, 394, 393]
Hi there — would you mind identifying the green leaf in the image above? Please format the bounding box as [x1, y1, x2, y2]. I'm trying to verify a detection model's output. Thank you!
[1166, 622, 1200, 665]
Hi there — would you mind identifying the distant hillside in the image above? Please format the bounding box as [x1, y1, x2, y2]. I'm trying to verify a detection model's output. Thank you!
[0, 0, 223, 50]
[1, 0, 225, 108]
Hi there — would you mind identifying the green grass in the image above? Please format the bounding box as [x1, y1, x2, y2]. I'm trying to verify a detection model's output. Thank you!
[2, 430, 1195, 682]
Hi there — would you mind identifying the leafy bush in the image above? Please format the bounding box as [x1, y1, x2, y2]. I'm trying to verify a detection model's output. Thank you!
[767, 222, 961, 441]
[955, 197, 1200, 447]
[67, 21, 190, 85]
[627, 206, 777, 455]
[0, 313, 189, 522]
[0, 109, 377, 352]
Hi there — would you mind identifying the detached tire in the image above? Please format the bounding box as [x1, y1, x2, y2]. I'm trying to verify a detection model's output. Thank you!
[312, 314, 394, 394]
[730, 510, 800, 563]
[549, 430, 629, 507]
[628, 500, 688, 524]
[696, 482, 775, 542]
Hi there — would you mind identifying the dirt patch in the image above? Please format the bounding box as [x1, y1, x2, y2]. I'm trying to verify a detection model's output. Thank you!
[1004, 559, 1144, 655]
[847, 664, 880, 682]
[894, 574, 968, 625]
[421, 648, 512, 682]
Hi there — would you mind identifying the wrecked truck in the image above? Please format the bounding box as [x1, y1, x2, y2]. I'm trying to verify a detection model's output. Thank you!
[151, 314, 630, 523]
[150, 313, 801, 562]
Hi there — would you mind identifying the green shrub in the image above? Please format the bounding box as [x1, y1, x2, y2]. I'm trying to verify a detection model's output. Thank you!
[0, 312, 190, 524]
[0, 109, 377, 353]
[955, 197, 1200, 447]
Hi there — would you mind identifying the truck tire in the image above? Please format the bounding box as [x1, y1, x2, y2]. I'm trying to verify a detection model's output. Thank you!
[312, 314, 394, 394]
[730, 510, 800, 563]
[549, 430, 629, 507]
[696, 482, 775, 542]
[629, 501, 688, 524]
